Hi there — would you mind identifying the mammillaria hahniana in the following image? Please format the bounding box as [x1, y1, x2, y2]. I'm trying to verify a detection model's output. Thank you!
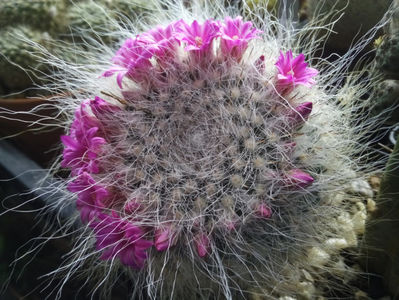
[2, 1, 393, 299]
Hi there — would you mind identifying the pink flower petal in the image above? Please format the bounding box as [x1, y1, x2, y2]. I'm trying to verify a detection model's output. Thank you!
[195, 232, 210, 257]
[285, 169, 314, 188]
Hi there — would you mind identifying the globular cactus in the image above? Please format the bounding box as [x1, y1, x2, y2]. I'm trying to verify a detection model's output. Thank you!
[3, 0, 391, 299]
[371, 1, 399, 124]
[0, 0, 66, 34]
[375, 35, 399, 78]
[0, 26, 54, 92]
[0, 0, 154, 97]
[363, 136, 399, 297]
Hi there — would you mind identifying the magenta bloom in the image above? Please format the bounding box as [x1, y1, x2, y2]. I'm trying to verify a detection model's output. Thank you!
[139, 22, 180, 60]
[194, 232, 210, 257]
[288, 101, 313, 127]
[219, 16, 262, 61]
[275, 50, 318, 92]
[61, 126, 106, 175]
[103, 37, 155, 88]
[90, 212, 153, 269]
[154, 224, 176, 251]
[67, 172, 108, 223]
[175, 19, 220, 53]
[284, 169, 314, 188]
[89, 97, 121, 119]
[256, 204, 272, 218]
[61, 101, 107, 175]
[69, 101, 101, 141]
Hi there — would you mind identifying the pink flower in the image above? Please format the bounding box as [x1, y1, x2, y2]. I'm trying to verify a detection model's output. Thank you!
[194, 232, 210, 257]
[123, 198, 141, 215]
[67, 172, 108, 223]
[139, 22, 180, 60]
[256, 204, 272, 218]
[154, 224, 177, 251]
[275, 50, 318, 93]
[103, 37, 155, 88]
[69, 101, 101, 141]
[287, 102, 313, 127]
[89, 97, 121, 119]
[219, 16, 262, 61]
[61, 126, 106, 175]
[90, 212, 153, 269]
[61, 101, 107, 175]
[284, 169, 314, 188]
[175, 19, 220, 58]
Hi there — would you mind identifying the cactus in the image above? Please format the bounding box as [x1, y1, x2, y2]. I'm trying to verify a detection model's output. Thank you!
[0, 0, 66, 33]
[371, 1, 399, 124]
[0, 0, 391, 299]
[0, 0, 155, 97]
[375, 35, 399, 78]
[0, 26, 53, 92]
[12, 1, 390, 298]
[363, 136, 399, 296]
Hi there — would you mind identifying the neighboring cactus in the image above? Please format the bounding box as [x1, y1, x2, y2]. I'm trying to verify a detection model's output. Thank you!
[371, 0, 399, 124]
[371, 79, 399, 124]
[0, 26, 53, 92]
[8, 1, 390, 298]
[0, 0, 66, 33]
[375, 35, 399, 78]
[0, 0, 155, 97]
[363, 136, 399, 297]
